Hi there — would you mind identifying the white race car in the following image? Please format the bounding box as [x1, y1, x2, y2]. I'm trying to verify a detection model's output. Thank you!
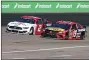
[6, 16, 51, 35]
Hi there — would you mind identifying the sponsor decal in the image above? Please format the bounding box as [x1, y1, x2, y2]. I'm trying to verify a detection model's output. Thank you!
[2, 2, 89, 13]
[14, 3, 31, 8]
[2, 4, 10, 8]
[56, 3, 72, 8]
[76, 3, 89, 8]
[35, 3, 51, 8]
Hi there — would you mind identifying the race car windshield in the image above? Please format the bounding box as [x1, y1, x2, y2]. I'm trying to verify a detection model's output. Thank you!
[51, 24, 70, 30]
[16, 18, 35, 24]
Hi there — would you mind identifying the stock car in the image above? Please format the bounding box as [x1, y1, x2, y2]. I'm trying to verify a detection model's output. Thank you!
[6, 16, 52, 35]
[41, 21, 86, 40]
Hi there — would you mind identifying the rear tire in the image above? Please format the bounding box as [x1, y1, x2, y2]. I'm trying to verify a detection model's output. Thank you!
[80, 32, 85, 40]
[5, 28, 10, 33]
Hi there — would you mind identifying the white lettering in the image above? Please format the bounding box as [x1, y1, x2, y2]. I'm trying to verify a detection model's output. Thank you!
[14, 3, 31, 8]
[35, 3, 51, 8]
[77, 3, 89, 8]
[2, 4, 9, 8]
[56, 3, 72, 8]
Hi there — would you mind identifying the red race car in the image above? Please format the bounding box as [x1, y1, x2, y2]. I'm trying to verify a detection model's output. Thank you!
[41, 20, 86, 40]
[6, 16, 52, 35]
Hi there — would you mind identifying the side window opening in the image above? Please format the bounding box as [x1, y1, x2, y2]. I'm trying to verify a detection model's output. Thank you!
[37, 19, 43, 24]
[71, 24, 77, 30]
[27, 19, 35, 24]
[43, 19, 47, 24]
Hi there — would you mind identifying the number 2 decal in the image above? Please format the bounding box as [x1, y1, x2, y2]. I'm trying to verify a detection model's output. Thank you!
[73, 30, 77, 37]
[38, 25, 42, 32]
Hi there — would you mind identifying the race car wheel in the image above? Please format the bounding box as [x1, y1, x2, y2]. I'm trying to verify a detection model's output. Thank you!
[5, 28, 10, 33]
[5, 30, 9, 33]
[80, 32, 85, 40]
[41, 33, 47, 38]
[65, 35, 69, 40]
[65, 32, 69, 40]
[29, 27, 34, 35]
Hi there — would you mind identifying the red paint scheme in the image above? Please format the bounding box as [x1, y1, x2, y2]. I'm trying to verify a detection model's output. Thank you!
[56, 21, 85, 40]
[21, 16, 51, 35]
[35, 24, 46, 35]
[41, 20, 86, 40]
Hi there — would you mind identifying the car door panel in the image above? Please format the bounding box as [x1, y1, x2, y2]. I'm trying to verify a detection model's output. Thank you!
[35, 19, 44, 35]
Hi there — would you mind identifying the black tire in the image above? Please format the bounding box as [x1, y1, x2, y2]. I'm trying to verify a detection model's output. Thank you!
[5, 28, 10, 33]
[80, 35, 84, 40]
[29, 27, 34, 35]
[41, 33, 47, 38]
[65, 35, 69, 40]
[65, 32, 69, 40]
[5, 30, 9, 33]
[80, 32, 85, 40]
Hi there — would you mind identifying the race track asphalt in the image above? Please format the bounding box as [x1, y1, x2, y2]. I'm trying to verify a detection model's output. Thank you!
[2, 26, 89, 59]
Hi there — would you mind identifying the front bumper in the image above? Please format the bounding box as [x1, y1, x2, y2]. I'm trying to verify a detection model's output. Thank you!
[41, 29, 66, 38]
[41, 30, 58, 38]
[6, 28, 28, 34]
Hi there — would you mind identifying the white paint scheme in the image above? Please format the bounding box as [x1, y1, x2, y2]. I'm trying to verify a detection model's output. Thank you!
[78, 28, 86, 32]
[6, 21, 37, 34]
[46, 24, 52, 26]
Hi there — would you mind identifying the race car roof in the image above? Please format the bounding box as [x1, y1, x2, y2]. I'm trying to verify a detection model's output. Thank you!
[21, 16, 41, 20]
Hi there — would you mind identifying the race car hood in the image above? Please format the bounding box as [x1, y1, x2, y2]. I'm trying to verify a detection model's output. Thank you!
[8, 21, 31, 27]
[46, 27, 65, 32]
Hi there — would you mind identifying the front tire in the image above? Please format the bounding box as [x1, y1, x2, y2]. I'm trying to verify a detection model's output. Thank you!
[65, 32, 69, 40]
[29, 27, 34, 35]
[5, 28, 10, 33]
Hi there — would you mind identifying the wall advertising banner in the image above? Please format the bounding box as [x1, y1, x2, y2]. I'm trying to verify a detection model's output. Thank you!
[2, 1, 89, 13]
